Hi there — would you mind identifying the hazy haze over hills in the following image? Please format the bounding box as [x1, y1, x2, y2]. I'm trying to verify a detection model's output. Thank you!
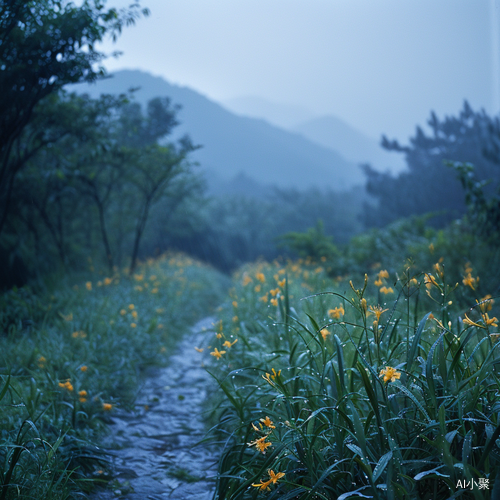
[70, 70, 364, 191]
[223, 96, 405, 173]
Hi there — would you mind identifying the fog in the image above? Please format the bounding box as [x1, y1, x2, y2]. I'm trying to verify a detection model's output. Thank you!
[98, 0, 496, 142]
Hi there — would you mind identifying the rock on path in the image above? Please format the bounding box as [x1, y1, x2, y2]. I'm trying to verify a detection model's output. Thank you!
[92, 317, 218, 500]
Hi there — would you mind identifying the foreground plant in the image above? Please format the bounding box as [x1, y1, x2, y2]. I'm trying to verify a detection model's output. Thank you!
[206, 258, 500, 499]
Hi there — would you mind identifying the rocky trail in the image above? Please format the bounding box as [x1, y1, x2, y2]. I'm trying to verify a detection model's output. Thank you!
[92, 316, 219, 500]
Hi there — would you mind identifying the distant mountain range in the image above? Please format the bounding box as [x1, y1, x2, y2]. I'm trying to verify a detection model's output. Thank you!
[222, 96, 404, 173]
[69, 70, 380, 191]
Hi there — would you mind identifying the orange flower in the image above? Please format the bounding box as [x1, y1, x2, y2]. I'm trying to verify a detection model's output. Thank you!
[328, 306, 344, 319]
[247, 435, 272, 454]
[369, 305, 388, 321]
[260, 416, 276, 429]
[379, 366, 401, 383]
[102, 403, 113, 411]
[210, 348, 226, 359]
[320, 328, 331, 340]
[252, 470, 285, 491]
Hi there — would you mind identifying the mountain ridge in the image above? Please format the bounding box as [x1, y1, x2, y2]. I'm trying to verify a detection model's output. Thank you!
[69, 70, 364, 190]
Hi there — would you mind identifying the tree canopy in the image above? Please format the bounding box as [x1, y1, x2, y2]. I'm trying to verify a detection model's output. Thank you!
[363, 102, 500, 228]
[0, 0, 148, 236]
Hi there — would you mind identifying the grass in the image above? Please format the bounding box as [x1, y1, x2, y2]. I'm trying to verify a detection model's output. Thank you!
[0, 252, 228, 499]
[202, 251, 500, 499]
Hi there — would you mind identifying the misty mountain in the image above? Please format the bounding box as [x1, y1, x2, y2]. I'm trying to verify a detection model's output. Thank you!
[222, 95, 317, 129]
[69, 70, 363, 190]
[222, 95, 404, 173]
[293, 116, 404, 173]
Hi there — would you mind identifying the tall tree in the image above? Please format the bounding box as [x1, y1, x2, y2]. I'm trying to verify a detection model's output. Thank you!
[0, 0, 148, 236]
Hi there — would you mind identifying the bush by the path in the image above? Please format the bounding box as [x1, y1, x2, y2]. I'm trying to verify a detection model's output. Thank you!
[0, 253, 227, 499]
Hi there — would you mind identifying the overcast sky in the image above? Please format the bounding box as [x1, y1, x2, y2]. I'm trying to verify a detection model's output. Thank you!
[98, 0, 497, 142]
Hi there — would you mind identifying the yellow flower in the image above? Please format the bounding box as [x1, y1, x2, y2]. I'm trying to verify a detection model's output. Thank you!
[232, 301, 238, 308]
[320, 328, 331, 340]
[369, 305, 388, 321]
[378, 269, 389, 279]
[260, 416, 276, 429]
[103, 277, 112, 286]
[151, 288, 158, 294]
[328, 306, 345, 319]
[134, 274, 144, 281]
[58, 380, 74, 392]
[223, 339, 238, 349]
[130, 323, 137, 328]
[424, 273, 438, 289]
[360, 298, 367, 313]
[86, 281, 92, 291]
[463, 314, 484, 328]
[478, 295, 494, 313]
[269, 288, 280, 297]
[128, 304, 135, 310]
[482, 313, 498, 328]
[38, 356, 46, 368]
[256, 272, 266, 283]
[79, 390, 87, 397]
[434, 262, 444, 278]
[252, 470, 285, 491]
[210, 348, 226, 359]
[120, 309, 126, 316]
[242, 274, 253, 286]
[131, 310, 138, 319]
[379, 366, 401, 383]
[194, 347, 204, 352]
[80, 365, 88, 372]
[60, 312, 73, 322]
[102, 403, 113, 411]
[374, 278, 384, 287]
[149, 275, 157, 281]
[462, 272, 478, 290]
[262, 368, 281, 385]
[259, 294, 268, 303]
[429, 243, 435, 253]
[254, 284, 261, 293]
[278, 278, 286, 288]
[247, 435, 272, 454]
[232, 315, 238, 322]
[380, 286, 394, 295]
[270, 298, 278, 306]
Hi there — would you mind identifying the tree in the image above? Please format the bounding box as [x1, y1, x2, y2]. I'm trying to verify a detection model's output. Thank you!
[0, 0, 148, 236]
[363, 102, 500, 228]
[114, 99, 198, 274]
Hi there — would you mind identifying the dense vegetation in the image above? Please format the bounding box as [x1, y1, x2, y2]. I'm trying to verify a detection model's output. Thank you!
[2, 1, 500, 499]
[203, 213, 500, 499]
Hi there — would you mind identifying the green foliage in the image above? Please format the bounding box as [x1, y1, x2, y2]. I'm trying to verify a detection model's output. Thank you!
[278, 220, 340, 261]
[2, 91, 200, 286]
[447, 161, 500, 244]
[0, 0, 148, 237]
[0, 254, 228, 499]
[165, 187, 366, 273]
[206, 255, 500, 499]
[363, 102, 500, 228]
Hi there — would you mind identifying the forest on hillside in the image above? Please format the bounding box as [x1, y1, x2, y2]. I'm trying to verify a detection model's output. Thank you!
[2, 0, 500, 289]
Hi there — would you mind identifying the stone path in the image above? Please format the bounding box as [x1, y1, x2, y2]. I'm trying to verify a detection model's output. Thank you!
[92, 316, 218, 500]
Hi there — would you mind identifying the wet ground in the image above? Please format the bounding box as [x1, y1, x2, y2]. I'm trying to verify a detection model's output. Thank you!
[92, 317, 218, 500]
